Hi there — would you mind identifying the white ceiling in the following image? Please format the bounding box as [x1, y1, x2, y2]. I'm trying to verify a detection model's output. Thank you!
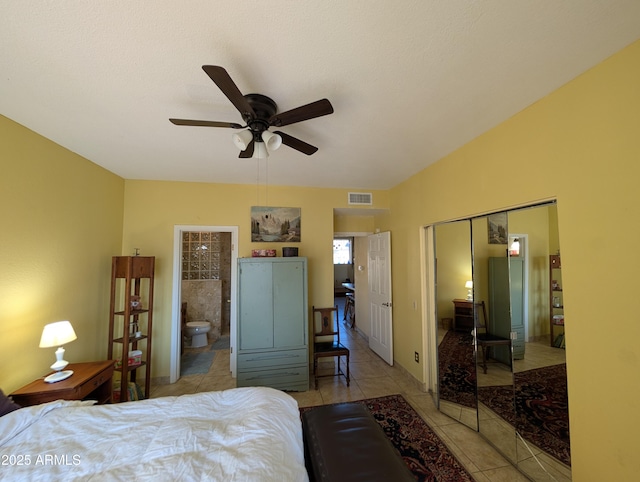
[2, 1, 639, 190]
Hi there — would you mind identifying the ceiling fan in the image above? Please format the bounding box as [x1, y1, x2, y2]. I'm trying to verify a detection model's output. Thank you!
[170, 65, 334, 158]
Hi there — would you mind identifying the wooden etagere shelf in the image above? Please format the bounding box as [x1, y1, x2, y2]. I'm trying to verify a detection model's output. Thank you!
[549, 254, 565, 348]
[108, 256, 155, 402]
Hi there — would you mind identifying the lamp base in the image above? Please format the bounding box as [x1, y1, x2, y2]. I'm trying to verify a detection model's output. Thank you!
[44, 370, 74, 383]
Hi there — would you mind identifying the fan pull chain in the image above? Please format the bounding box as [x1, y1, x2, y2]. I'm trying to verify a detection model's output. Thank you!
[265, 157, 269, 207]
[256, 158, 260, 206]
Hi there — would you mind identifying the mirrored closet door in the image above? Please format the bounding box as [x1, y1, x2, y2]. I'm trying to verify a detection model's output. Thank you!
[471, 212, 518, 463]
[434, 220, 477, 431]
[434, 202, 571, 481]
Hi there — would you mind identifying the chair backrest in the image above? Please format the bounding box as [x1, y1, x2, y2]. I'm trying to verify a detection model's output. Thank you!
[312, 306, 340, 343]
[474, 301, 488, 332]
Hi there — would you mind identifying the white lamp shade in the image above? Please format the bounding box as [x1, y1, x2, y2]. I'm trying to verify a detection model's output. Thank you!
[39, 321, 77, 348]
[261, 131, 282, 151]
[232, 129, 253, 150]
[253, 141, 268, 159]
[465, 280, 473, 301]
[509, 238, 520, 256]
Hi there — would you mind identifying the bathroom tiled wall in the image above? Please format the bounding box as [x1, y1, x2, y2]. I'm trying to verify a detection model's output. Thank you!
[181, 231, 231, 338]
[181, 279, 222, 339]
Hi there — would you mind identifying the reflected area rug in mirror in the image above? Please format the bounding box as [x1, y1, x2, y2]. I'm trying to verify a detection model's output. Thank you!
[478, 363, 570, 466]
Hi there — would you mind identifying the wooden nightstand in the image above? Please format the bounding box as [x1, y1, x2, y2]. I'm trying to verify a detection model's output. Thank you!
[453, 299, 474, 332]
[10, 360, 115, 407]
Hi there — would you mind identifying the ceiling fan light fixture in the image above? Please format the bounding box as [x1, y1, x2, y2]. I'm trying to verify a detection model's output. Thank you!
[171, 66, 333, 157]
[261, 131, 282, 151]
[232, 129, 253, 150]
[253, 141, 268, 159]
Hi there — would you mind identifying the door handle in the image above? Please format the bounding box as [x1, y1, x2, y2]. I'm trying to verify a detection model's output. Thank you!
[382, 302, 392, 307]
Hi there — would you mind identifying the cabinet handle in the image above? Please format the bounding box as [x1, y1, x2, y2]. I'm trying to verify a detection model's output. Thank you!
[245, 371, 301, 380]
[244, 353, 299, 362]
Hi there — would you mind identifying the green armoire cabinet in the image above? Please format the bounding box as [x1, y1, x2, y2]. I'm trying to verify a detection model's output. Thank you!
[489, 256, 525, 361]
[237, 257, 309, 391]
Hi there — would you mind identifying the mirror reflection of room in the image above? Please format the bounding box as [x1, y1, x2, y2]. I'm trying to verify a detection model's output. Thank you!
[434, 202, 571, 482]
[434, 220, 478, 430]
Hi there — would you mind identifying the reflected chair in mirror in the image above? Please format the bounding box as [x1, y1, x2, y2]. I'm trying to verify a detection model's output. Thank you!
[312, 306, 350, 389]
[475, 301, 512, 374]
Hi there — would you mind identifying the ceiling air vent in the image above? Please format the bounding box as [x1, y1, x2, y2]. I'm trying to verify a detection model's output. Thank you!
[348, 192, 373, 205]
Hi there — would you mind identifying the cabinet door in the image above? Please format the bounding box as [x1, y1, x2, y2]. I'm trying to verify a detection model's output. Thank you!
[239, 261, 274, 350]
[273, 260, 306, 347]
[508, 257, 525, 359]
[489, 257, 525, 361]
[488, 257, 512, 364]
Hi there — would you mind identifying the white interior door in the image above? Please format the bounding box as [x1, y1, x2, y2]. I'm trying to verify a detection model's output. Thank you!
[368, 231, 393, 365]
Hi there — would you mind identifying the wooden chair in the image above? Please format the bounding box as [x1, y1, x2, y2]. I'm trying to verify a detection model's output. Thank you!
[343, 292, 356, 328]
[475, 301, 512, 374]
[312, 306, 350, 389]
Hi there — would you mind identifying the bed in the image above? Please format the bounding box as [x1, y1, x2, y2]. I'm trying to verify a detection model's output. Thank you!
[0, 386, 308, 481]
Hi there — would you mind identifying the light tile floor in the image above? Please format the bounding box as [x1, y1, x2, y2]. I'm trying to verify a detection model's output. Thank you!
[150, 326, 549, 481]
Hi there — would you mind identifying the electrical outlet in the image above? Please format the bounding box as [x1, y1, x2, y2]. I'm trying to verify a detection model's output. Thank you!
[414, 351, 419, 363]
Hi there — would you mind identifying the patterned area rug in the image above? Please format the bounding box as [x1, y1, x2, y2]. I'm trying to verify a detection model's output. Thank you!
[478, 363, 570, 466]
[438, 330, 477, 409]
[301, 394, 474, 482]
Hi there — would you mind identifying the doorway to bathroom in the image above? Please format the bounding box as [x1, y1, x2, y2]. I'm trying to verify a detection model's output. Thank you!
[170, 225, 239, 383]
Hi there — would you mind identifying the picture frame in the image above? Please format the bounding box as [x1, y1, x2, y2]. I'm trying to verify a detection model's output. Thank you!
[487, 212, 508, 244]
[251, 206, 301, 242]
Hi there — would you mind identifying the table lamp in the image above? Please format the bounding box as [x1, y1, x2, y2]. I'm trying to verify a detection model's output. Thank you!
[465, 280, 473, 301]
[39, 320, 78, 383]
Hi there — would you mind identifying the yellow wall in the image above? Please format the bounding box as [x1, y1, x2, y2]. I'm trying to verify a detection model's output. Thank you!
[508, 205, 555, 339]
[352, 236, 370, 337]
[0, 115, 124, 392]
[333, 213, 375, 233]
[382, 40, 640, 480]
[434, 220, 472, 321]
[121, 181, 388, 378]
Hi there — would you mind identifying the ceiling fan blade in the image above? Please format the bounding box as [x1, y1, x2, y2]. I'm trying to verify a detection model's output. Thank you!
[274, 131, 319, 155]
[202, 65, 256, 120]
[239, 139, 255, 158]
[169, 118, 243, 128]
[269, 99, 333, 127]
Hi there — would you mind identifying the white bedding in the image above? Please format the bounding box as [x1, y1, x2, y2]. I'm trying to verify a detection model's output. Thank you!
[0, 386, 309, 482]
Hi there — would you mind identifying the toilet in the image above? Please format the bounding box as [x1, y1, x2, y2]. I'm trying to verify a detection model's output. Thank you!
[185, 321, 211, 348]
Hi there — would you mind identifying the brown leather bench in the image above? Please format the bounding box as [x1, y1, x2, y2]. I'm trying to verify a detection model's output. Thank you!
[301, 403, 415, 482]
